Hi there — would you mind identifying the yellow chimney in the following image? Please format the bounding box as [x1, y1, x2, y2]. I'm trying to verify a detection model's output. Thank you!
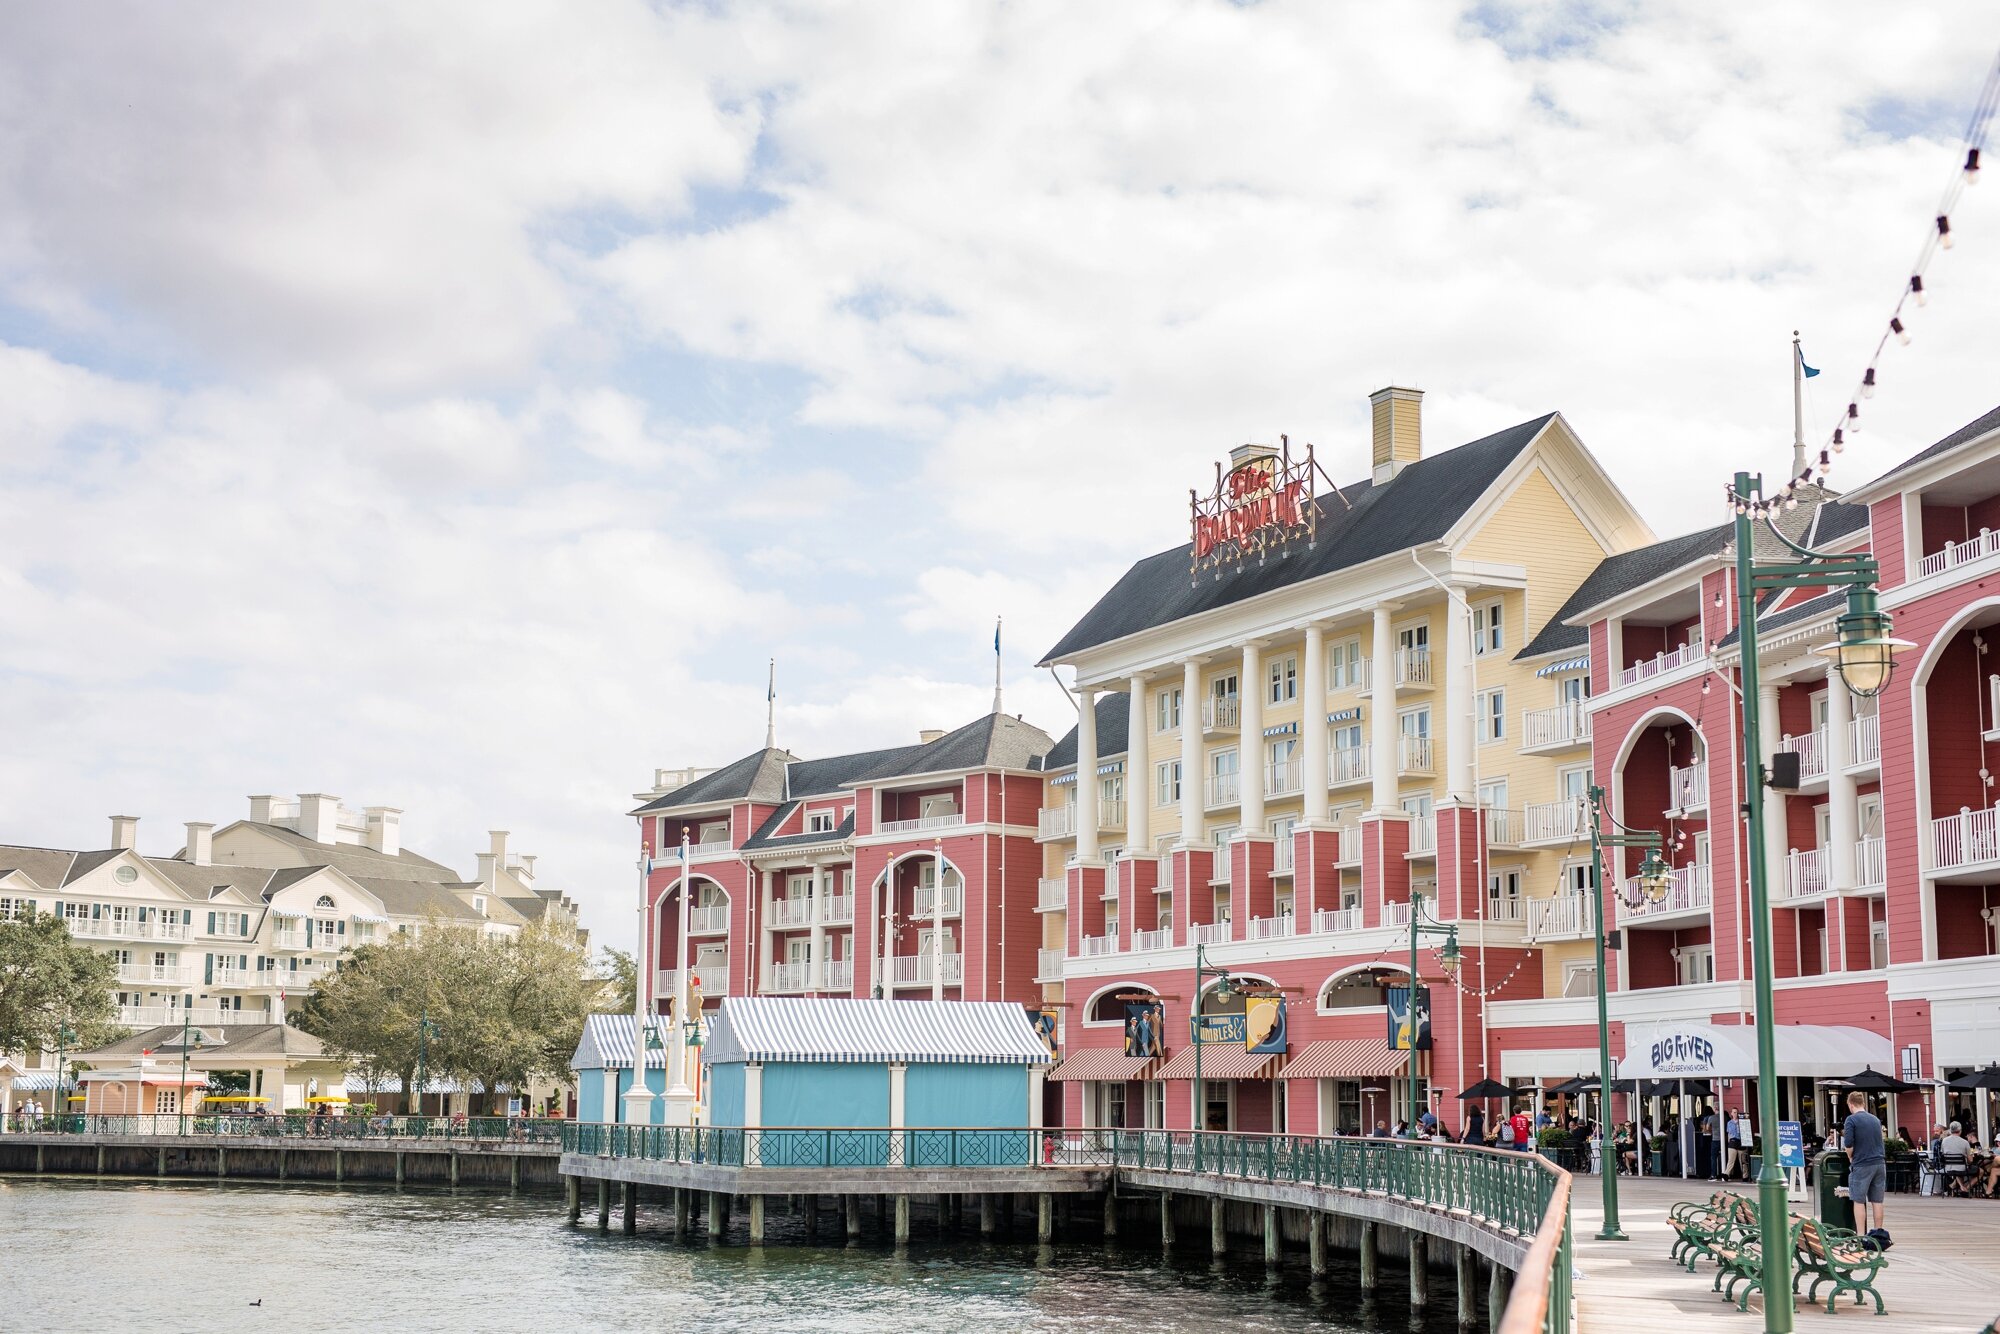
[1369, 386, 1424, 483]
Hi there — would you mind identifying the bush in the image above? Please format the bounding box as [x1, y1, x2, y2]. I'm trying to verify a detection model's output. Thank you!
[1537, 1126, 1571, 1149]
[1648, 1134, 1667, 1152]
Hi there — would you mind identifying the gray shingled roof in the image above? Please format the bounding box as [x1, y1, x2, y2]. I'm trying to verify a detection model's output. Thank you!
[786, 743, 929, 797]
[147, 861, 278, 900]
[1040, 415, 1557, 663]
[63, 849, 125, 883]
[631, 748, 794, 814]
[1716, 589, 1845, 649]
[81, 1023, 326, 1061]
[1517, 523, 1732, 660]
[0, 845, 79, 888]
[1859, 403, 2000, 488]
[240, 822, 461, 883]
[345, 875, 486, 922]
[861, 713, 1054, 780]
[741, 806, 857, 853]
[1038, 692, 1133, 770]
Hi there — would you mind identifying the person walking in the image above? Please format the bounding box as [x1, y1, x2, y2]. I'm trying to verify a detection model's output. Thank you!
[1696, 1104, 1717, 1179]
[1842, 1090, 1891, 1248]
[1509, 1106, 1533, 1154]
[1465, 1104, 1486, 1148]
[1725, 1109, 1752, 1181]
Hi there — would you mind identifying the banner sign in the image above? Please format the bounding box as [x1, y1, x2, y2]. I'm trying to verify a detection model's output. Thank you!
[1777, 1121, 1805, 1170]
[1189, 438, 1316, 577]
[1030, 1008, 1060, 1060]
[1245, 995, 1287, 1054]
[1645, 1029, 1719, 1077]
[1192, 1013, 1246, 1045]
[1387, 986, 1432, 1051]
[1123, 1000, 1165, 1059]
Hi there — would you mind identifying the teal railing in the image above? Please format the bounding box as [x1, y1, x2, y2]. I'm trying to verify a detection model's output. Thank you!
[10, 1113, 565, 1144]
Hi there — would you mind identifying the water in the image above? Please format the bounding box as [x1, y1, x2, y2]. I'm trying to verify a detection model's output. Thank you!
[0, 1177, 1472, 1333]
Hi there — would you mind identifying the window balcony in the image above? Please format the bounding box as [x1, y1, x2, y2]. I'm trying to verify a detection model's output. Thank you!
[1077, 932, 1119, 958]
[1929, 805, 2000, 875]
[1616, 642, 1705, 690]
[1272, 838, 1295, 873]
[1483, 807, 1524, 849]
[1395, 646, 1433, 688]
[144, 919, 190, 941]
[1917, 526, 2000, 581]
[1521, 701, 1591, 752]
[1777, 728, 1828, 786]
[1205, 773, 1239, 809]
[825, 959, 853, 989]
[1328, 745, 1370, 787]
[1035, 947, 1065, 981]
[1246, 911, 1295, 940]
[766, 961, 813, 993]
[1847, 714, 1881, 769]
[686, 838, 735, 859]
[1266, 759, 1302, 797]
[1668, 760, 1708, 815]
[1619, 862, 1712, 921]
[888, 952, 964, 987]
[878, 811, 965, 836]
[768, 897, 814, 928]
[1131, 926, 1174, 952]
[824, 893, 854, 924]
[1037, 806, 1076, 840]
[272, 928, 306, 951]
[66, 917, 128, 939]
[912, 883, 963, 919]
[687, 904, 730, 935]
[1191, 920, 1232, 945]
[116, 963, 193, 986]
[1780, 848, 1828, 901]
[1398, 736, 1433, 777]
[1521, 798, 1588, 847]
[1035, 878, 1067, 911]
[1312, 906, 1362, 935]
[1525, 893, 1595, 942]
[1334, 822, 1362, 867]
[1485, 895, 1526, 924]
[1202, 696, 1239, 733]
[1383, 900, 1413, 928]
[655, 965, 730, 998]
[210, 965, 254, 986]
[1855, 836, 1886, 889]
[1099, 799, 1127, 830]
[116, 1005, 265, 1028]
[1407, 816, 1436, 855]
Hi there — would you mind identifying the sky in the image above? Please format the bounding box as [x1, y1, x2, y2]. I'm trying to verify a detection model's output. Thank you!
[2, 1, 1997, 953]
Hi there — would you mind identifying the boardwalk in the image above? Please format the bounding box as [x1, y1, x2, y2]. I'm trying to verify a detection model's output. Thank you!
[1571, 1177, 2000, 1333]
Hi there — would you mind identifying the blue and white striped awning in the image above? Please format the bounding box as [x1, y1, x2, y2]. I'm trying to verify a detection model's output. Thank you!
[342, 1076, 510, 1094]
[1535, 655, 1590, 678]
[1327, 708, 1361, 723]
[704, 997, 1053, 1067]
[11, 1074, 57, 1091]
[1096, 760, 1124, 776]
[351, 913, 391, 925]
[1048, 772, 1076, 786]
[571, 1012, 670, 1072]
[1261, 722, 1298, 737]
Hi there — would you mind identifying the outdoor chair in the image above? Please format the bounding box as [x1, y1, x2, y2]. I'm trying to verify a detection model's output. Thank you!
[1939, 1151, 1973, 1196]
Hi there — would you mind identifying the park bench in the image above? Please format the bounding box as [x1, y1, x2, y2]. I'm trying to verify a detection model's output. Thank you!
[1672, 1192, 1753, 1272]
[1668, 1190, 1738, 1265]
[1789, 1217, 1888, 1316]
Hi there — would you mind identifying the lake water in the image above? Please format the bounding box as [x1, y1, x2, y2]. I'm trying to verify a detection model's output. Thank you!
[0, 1177, 1474, 1333]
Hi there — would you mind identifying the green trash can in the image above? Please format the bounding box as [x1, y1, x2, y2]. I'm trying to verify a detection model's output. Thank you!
[1818, 1150, 1854, 1231]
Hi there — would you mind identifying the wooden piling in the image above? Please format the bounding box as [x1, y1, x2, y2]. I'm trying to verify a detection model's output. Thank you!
[1036, 1193, 1052, 1244]
[1211, 1196, 1227, 1254]
[673, 1188, 690, 1241]
[1409, 1233, 1429, 1308]
[895, 1194, 911, 1245]
[845, 1194, 861, 1240]
[1159, 1191, 1176, 1249]
[1487, 1260, 1511, 1334]
[1102, 1187, 1119, 1237]
[565, 1175, 580, 1223]
[1263, 1204, 1280, 1268]
[749, 1195, 766, 1245]
[708, 1191, 726, 1241]
[1308, 1212, 1327, 1277]
[1457, 1242, 1477, 1328]
[1359, 1220, 1377, 1290]
[979, 1193, 996, 1238]
[596, 1178, 611, 1231]
[622, 1181, 637, 1234]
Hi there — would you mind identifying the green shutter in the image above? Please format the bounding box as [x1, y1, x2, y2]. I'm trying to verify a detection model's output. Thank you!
[241, 916, 250, 938]
[203, 954, 213, 985]
[207, 911, 216, 934]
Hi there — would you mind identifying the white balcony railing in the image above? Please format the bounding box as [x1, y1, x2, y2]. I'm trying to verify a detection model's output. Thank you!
[1778, 728, 1828, 783]
[1616, 642, 1705, 689]
[1038, 805, 1076, 839]
[1929, 805, 2000, 871]
[878, 812, 966, 836]
[271, 929, 306, 951]
[824, 893, 854, 924]
[1917, 526, 2000, 579]
[1526, 893, 1594, 942]
[1408, 816, 1436, 855]
[1035, 947, 1064, 979]
[1396, 646, 1433, 687]
[146, 919, 190, 941]
[116, 963, 192, 985]
[210, 965, 254, 986]
[1782, 848, 1827, 900]
[1669, 760, 1708, 813]
[1522, 700, 1591, 750]
[1847, 713, 1880, 768]
[1483, 808, 1523, 848]
[1312, 906, 1361, 935]
[1485, 895, 1526, 924]
[1131, 926, 1174, 952]
[1099, 799, 1127, 830]
[1522, 798, 1588, 845]
[1247, 912, 1295, 940]
[1383, 901, 1412, 928]
[1855, 836, 1886, 888]
[1191, 920, 1232, 945]
[1398, 736, 1433, 776]
[1078, 933, 1120, 958]
[912, 883, 964, 919]
[116, 1006, 268, 1028]
[1328, 745, 1370, 785]
[687, 904, 730, 934]
[887, 952, 964, 986]
[768, 961, 813, 992]
[655, 965, 730, 998]
[1205, 772, 1240, 808]
[1621, 862, 1713, 918]
[686, 839, 734, 859]
[1266, 760, 1302, 797]
[769, 897, 813, 928]
[66, 917, 126, 939]
[1036, 877, 1068, 910]
[825, 959, 853, 989]
[1272, 838, 1295, 873]
[1202, 696, 1240, 731]
[1334, 823, 1362, 866]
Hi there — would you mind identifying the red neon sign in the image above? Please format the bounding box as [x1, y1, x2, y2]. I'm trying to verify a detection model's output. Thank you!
[1189, 437, 1316, 576]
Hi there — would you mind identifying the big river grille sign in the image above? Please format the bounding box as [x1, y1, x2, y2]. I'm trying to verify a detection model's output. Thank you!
[1189, 438, 1316, 577]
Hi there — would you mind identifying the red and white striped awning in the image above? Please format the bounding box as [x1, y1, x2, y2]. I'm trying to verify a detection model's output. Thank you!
[1278, 1039, 1408, 1080]
[1153, 1047, 1285, 1080]
[1049, 1049, 1160, 1082]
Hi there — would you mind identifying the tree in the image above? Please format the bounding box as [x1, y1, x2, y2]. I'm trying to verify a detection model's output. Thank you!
[0, 910, 121, 1058]
[597, 947, 637, 1014]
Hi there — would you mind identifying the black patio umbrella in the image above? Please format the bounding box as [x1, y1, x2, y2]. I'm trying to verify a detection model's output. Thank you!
[1946, 1065, 2000, 1092]
[1549, 1075, 1600, 1096]
[1637, 1078, 1713, 1098]
[1457, 1079, 1519, 1100]
[1830, 1067, 1917, 1094]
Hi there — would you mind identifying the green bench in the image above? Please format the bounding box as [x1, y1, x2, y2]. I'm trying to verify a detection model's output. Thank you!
[1791, 1215, 1888, 1315]
[1671, 1192, 1752, 1272]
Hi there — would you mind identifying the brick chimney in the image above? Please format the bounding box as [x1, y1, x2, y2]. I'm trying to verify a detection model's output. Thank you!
[109, 815, 139, 851]
[364, 806, 402, 858]
[185, 822, 214, 866]
[296, 794, 341, 845]
[1369, 386, 1424, 483]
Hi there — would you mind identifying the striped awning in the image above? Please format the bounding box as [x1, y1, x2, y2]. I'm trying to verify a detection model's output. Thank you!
[1261, 722, 1298, 737]
[703, 997, 1053, 1066]
[571, 1012, 669, 1071]
[1278, 1039, 1409, 1080]
[11, 1074, 58, 1091]
[1049, 1049, 1160, 1082]
[1534, 655, 1590, 678]
[1152, 1047, 1285, 1080]
[351, 913, 391, 925]
[1327, 708, 1361, 723]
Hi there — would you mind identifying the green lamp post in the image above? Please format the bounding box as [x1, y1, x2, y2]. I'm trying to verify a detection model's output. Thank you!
[1730, 471, 1911, 1334]
[415, 1010, 441, 1120]
[1403, 894, 1460, 1133]
[1192, 944, 1232, 1133]
[178, 1011, 205, 1136]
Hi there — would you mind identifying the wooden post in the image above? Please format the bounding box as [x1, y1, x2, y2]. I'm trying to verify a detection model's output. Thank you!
[1308, 1212, 1327, 1277]
[396, 1152, 406, 1186]
[596, 1177, 611, 1231]
[156, 1146, 166, 1178]
[750, 1195, 766, 1246]
[1487, 1261, 1511, 1334]
[216, 1146, 226, 1178]
[35, 1145, 44, 1173]
[1359, 1220, 1378, 1291]
[805, 1193, 818, 1238]
[979, 1193, 996, 1238]
[95, 1145, 105, 1175]
[1263, 1204, 1280, 1268]
[709, 1191, 727, 1241]
[1159, 1191, 1175, 1249]
[622, 1181, 637, 1234]
[334, 1150, 344, 1183]
[449, 1152, 460, 1187]
[1457, 1242, 1477, 1328]
[1210, 1196, 1227, 1255]
[566, 1175, 580, 1223]
[1409, 1233, 1429, 1308]
[1102, 1187, 1119, 1237]
[1036, 1193, 1052, 1244]
[510, 1154, 521, 1193]
[845, 1194, 861, 1240]
[895, 1194, 912, 1245]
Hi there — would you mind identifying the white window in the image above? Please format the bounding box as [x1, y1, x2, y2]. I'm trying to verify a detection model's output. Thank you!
[807, 810, 836, 834]
[1267, 736, 1298, 787]
[1211, 748, 1238, 778]
[1145, 1081, 1166, 1129]
[1269, 814, 1296, 844]
[1489, 868, 1524, 916]
[1210, 824, 1237, 854]
[1155, 760, 1182, 806]
[0, 897, 28, 920]
[1212, 886, 1231, 924]
[213, 911, 248, 937]
[918, 794, 958, 819]
[1676, 944, 1716, 985]
[1328, 638, 1364, 690]
[1330, 722, 1363, 764]
[1400, 707, 1430, 740]
[1155, 687, 1183, 731]
[1100, 773, 1124, 809]
[1560, 962, 1598, 997]
[1869, 918, 1888, 970]
[1477, 689, 1506, 743]
[1267, 654, 1299, 704]
[156, 1090, 179, 1114]
[61, 902, 89, 923]
[1857, 794, 1882, 838]
[1479, 778, 1509, 811]
[1401, 792, 1433, 824]
[1397, 623, 1429, 658]
[1558, 673, 1589, 706]
[1559, 766, 1590, 802]
[1563, 861, 1594, 896]
[1473, 601, 1504, 655]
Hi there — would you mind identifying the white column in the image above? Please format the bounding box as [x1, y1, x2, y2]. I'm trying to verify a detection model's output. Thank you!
[762, 868, 779, 992]
[745, 1062, 764, 1128]
[1180, 659, 1203, 846]
[1239, 642, 1265, 833]
[1371, 606, 1399, 813]
[888, 1061, 907, 1166]
[1445, 593, 1475, 803]
[1076, 688, 1100, 862]
[1127, 677, 1150, 852]
[1759, 682, 1787, 897]
[1825, 679, 1859, 968]
[810, 863, 827, 990]
[1028, 1066, 1046, 1130]
[1302, 625, 1329, 824]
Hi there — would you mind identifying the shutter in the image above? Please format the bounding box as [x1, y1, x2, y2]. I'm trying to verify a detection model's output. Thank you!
[53, 899, 63, 919]
[92, 902, 101, 919]
[305, 919, 313, 945]
[203, 954, 213, 985]
[241, 916, 251, 939]
[337, 920, 345, 936]
[207, 911, 216, 934]
[238, 954, 248, 970]
[183, 909, 192, 925]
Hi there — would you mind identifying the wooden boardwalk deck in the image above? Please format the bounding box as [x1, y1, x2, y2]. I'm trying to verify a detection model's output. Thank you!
[1571, 1176, 2000, 1333]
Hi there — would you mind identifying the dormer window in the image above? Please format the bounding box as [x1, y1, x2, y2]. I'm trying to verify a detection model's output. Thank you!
[209, 886, 230, 899]
[808, 811, 837, 834]
[473, 896, 487, 916]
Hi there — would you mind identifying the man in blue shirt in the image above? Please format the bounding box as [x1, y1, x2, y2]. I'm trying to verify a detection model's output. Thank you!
[1842, 1090, 1889, 1245]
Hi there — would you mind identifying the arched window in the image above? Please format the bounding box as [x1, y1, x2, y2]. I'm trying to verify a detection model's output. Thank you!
[315, 894, 336, 909]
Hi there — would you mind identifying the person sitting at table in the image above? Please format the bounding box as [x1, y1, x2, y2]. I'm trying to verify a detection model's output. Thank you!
[1614, 1122, 1637, 1174]
[1939, 1121, 1975, 1195]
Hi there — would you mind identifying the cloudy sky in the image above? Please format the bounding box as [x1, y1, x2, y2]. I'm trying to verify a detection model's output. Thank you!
[2, 2, 1996, 950]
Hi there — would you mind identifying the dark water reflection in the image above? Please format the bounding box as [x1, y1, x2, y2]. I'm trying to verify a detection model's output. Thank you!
[0, 1177, 1476, 1333]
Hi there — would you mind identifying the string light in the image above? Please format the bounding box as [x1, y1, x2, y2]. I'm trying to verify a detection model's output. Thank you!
[1910, 275, 1926, 306]
[1891, 316, 1911, 345]
[1861, 367, 1877, 397]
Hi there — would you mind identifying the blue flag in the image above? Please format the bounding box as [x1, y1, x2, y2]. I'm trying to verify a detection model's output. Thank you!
[994, 620, 1001, 654]
[1798, 346, 1820, 378]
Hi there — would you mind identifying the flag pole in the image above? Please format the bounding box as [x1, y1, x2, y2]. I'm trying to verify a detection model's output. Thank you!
[766, 657, 777, 750]
[992, 618, 1004, 714]
[1792, 331, 1808, 480]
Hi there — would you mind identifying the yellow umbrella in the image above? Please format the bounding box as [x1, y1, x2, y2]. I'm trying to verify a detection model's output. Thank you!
[306, 1094, 349, 1103]
[203, 1095, 270, 1103]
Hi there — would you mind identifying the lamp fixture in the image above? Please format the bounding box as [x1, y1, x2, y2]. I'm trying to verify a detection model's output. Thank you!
[1817, 586, 1915, 698]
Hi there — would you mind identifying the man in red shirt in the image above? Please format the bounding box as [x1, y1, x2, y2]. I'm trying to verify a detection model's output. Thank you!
[1510, 1109, 1534, 1152]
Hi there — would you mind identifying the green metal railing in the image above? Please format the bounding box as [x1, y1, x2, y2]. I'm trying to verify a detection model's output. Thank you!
[560, 1123, 1068, 1168]
[9, 1113, 565, 1144]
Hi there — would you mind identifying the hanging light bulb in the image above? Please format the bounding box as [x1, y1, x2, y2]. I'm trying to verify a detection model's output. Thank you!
[1862, 368, 1877, 397]
[1785, 494, 1800, 511]
[1910, 275, 1927, 306]
[1892, 317, 1910, 345]
[1938, 215, 1954, 249]
[1847, 403, 1861, 434]
[1968, 147, 1983, 184]
[1832, 428, 1845, 452]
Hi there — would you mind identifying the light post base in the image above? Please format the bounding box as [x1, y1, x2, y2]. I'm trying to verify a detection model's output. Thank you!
[621, 1089, 658, 1127]
[661, 1091, 698, 1127]
[1595, 1226, 1628, 1242]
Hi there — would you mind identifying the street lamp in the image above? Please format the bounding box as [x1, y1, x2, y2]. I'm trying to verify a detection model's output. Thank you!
[415, 1010, 440, 1121]
[1586, 784, 1668, 1241]
[1730, 470, 1911, 1334]
[178, 1012, 204, 1136]
[1404, 894, 1459, 1133]
[1192, 945, 1232, 1133]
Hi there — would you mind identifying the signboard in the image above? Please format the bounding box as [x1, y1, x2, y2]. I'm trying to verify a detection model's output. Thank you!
[1777, 1121, 1806, 1170]
[1030, 1008, 1060, 1060]
[1387, 986, 1432, 1051]
[1245, 995, 1287, 1055]
[1189, 439, 1316, 577]
[1123, 999, 1165, 1059]
[1644, 1029, 1719, 1078]
[1192, 1013, 1246, 1045]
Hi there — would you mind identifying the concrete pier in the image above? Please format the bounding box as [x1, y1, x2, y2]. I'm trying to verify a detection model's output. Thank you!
[1262, 1204, 1279, 1268]
[1408, 1233, 1429, 1308]
[1358, 1219, 1377, 1291]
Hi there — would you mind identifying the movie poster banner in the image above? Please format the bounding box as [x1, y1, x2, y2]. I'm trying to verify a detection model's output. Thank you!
[1386, 985, 1432, 1051]
[1123, 999, 1165, 1059]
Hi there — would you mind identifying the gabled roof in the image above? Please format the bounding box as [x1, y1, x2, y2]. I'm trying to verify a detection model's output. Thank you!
[784, 742, 927, 797]
[1041, 414, 1557, 663]
[631, 747, 795, 814]
[80, 1023, 326, 1061]
[859, 713, 1054, 780]
[1517, 523, 1732, 660]
[571, 1012, 667, 1071]
[703, 997, 1053, 1066]
[1038, 692, 1132, 770]
[740, 804, 857, 853]
[146, 861, 278, 900]
[1851, 403, 2000, 495]
[344, 875, 485, 923]
[231, 821, 460, 883]
[0, 845, 79, 889]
